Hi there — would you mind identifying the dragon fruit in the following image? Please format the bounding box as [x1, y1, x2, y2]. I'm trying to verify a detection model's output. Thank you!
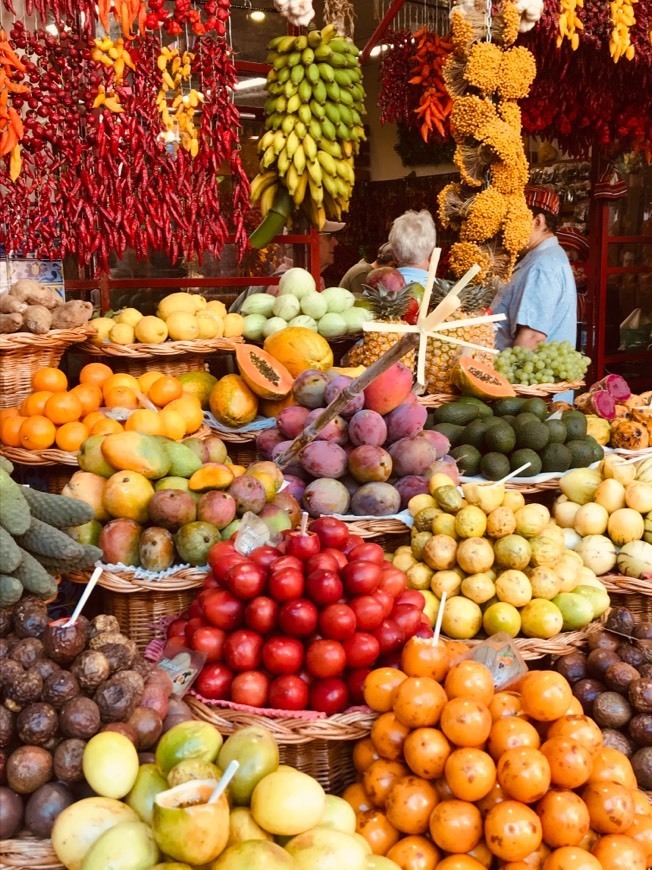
[593, 374, 631, 403]
[576, 389, 616, 420]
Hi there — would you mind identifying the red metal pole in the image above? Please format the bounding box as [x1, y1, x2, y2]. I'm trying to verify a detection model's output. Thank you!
[360, 0, 407, 65]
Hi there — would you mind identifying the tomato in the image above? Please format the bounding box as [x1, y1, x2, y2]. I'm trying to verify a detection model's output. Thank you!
[373, 619, 405, 656]
[167, 617, 188, 639]
[185, 616, 208, 645]
[268, 674, 309, 711]
[195, 663, 233, 700]
[415, 618, 434, 638]
[203, 589, 245, 631]
[392, 604, 422, 639]
[321, 547, 349, 570]
[202, 574, 220, 590]
[286, 530, 321, 560]
[278, 598, 319, 637]
[244, 595, 279, 634]
[319, 603, 357, 641]
[306, 552, 342, 575]
[343, 632, 381, 668]
[379, 567, 408, 598]
[374, 589, 395, 618]
[343, 534, 364, 555]
[350, 595, 385, 631]
[249, 545, 280, 570]
[268, 568, 305, 602]
[262, 636, 304, 675]
[191, 626, 226, 662]
[224, 562, 267, 601]
[223, 629, 264, 672]
[230, 670, 269, 707]
[342, 560, 382, 596]
[310, 516, 350, 549]
[305, 638, 347, 678]
[207, 540, 236, 572]
[347, 668, 372, 705]
[165, 636, 186, 654]
[188, 600, 204, 620]
[310, 677, 349, 714]
[305, 569, 344, 606]
[349, 542, 385, 565]
[395, 590, 426, 610]
[212, 552, 248, 584]
[269, 554, 303, 572]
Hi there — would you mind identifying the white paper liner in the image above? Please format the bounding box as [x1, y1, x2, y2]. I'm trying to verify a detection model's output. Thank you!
[332, 509, 414, 527]
[202, 411, 277, 434]
[604, 446, 652, 459]
[99, 561, 209, 581]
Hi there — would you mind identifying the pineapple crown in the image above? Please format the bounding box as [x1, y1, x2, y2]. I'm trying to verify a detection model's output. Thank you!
[361, 281, 415, 317]
[430, 278, 494, 312]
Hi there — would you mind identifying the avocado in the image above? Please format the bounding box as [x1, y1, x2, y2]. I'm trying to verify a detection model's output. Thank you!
[514, 412, 540, 427]
[515, 420, 550, 452]
[510, 448, 543, 477]
[562, 410, 587, 439]
[457, 396, 494, 418]
[461, 419, 490, 450]
[481, 452, 511, 481]
[451, 444, 482, 476]
[521, 397, 549, 421]
[483, 417, 507, 430]
[545, 419, 568, 444]
[484, 423, 517, 455]
[493, 397, 527, 417]
[567, 439, 596, 468]
[540, 443, 573, 473]
[585, 436, 605, 463]
[431, 423, 465, 447]
[501, 415, 517, 428]
[433, 403, 479, 426]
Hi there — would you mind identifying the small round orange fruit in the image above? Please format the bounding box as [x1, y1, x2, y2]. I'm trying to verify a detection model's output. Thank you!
[536, 788, 590, 848]
[587, 746, 637, 789]
[590, 833, 647, 870]
[444, 748, 496, 802]
[484, 800, 543, 862]
[489, 691, 523, 721]
[364, 668, 407, 713]
[44, 392, 83, 425]
[355, 808, 400, 855]
[371, 712, 411, 761]
[0, 415, 26, 447]
[19, 415, 56, 450]
[392, 676, 448, 729]
[82, 411, 107, 430]
[102, 373, 140, 397]
[519, 672, 572, 722]
[79, 362, 113, 386]
[541, 737, 592, 789]
[148, 375, 183, 407]
[386, 834, 440, 870]
[71, 383, 103, 415]
[497, 747, 551, 804]
[165, 394, 203, 434]
[542, 846, 601, 869]
[547, 715, 603, 758]
[502, 841, 550, 868]
[363, 759, 409, 808]
[467, 840, 493, 868]
[104, 385, 138, 409]
[429, 798, 482, 853]
[159, 407, 186, 440]
[625, 813, 652, 865]
[353, 737, 379, 774]
[631, 790, 652, 818]
[434, 856, 486, 869]
[91, 418, 124, 436]
[21, 390, 53, 417]
[385, 775, 438, 835]
[55, 421, 89, 452]
[138, 371, 165, 393]
[403, 727, 451, 780]
[342, 782, 372, 815]
[401, 637, 450, 681]
[476, 780, 508, 817]
[125, 409, 163, 435]
[440, 698, 492, 747]
[582, 781, 635, 834]
[32, 367, 67, 392]
[445, 660, 495, 706]
[0, 408, 18, 422]
[488, 716, 541, 760]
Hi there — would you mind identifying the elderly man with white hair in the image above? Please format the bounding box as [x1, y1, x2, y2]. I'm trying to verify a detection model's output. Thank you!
[388, 209, 437, 286]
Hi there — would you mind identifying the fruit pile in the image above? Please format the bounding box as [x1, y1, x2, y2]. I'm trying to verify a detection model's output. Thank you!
[573, 374, 652, 451]
[0, 279, 93, 335]
[0, 596, 177, 837]
[0, 459, 99, 606]
[494, 340, 590, 386]
[257, 361, 455, 518]
[431, 396, 605, 480]
[345, 649, 652, 868]
[241, 267, 372, 342]
[554, 456, 652, 580]
[555, 606, 652, 790]
[90, 293, 244, 346]
[397, 481, 609, 640]
[166, 518, 429, 713]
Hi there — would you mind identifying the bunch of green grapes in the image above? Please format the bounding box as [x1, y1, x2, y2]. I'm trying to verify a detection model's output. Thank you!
[495, 341, 590, 385]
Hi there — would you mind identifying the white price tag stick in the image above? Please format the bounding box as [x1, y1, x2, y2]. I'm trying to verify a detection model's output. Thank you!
[66, 566, 102, 626]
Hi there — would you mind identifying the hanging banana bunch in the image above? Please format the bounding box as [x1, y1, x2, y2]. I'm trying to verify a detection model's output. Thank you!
[249, 23, 366, 249]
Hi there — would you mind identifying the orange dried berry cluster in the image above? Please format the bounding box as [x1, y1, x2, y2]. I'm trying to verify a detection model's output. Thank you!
[498, 46, 538, 100]
[449, 241, 492, 283]
[437, 182, 465, 228]
[495, 1, 521, 46]
[463, 42, 503, 94]
[450, 95, 498, 141]
[450, 8, 476, 56]
[479, 118, 524, 163]
[503, 194, 535, 255]
[460, 187, 509, 244]
[491, 157, 529, 196]
[498, 100, 522, 131]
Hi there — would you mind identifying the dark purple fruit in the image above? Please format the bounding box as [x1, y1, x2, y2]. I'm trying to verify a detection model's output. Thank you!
[630, 677, 652, 713]
[0, 609, 11, 638]
[42, 671, 80, 708]
[0, 707, 14, 749]
[0, 786, 23, 837]
[42, 620, 87, 665]
[59, 697, 100, 739]
[631, 746, 652, 788]
[604, 661, 640, 695]
[617, 642, 646, 669]
[555, 652, 587, 684]
[587, 630, 620, 652]
[31, 658, 60, 682]
[53, 739, 86, 784]
[25, 782, 74, 838]
[592, 691, 633, 729]
[9, 637, 43, 669]
[16, 703, 58, 747]
[606, 606, 635, 636]
[573, 678, 605, 714]
[587, 648, 621, 680]
[629, 713, 652, 747]
[601, 728, 634, 757]
[11, 598, 49, 638]
[634, 622, 652, 640]
[6, 745, 53, 794]
[3, 666, 42, 711]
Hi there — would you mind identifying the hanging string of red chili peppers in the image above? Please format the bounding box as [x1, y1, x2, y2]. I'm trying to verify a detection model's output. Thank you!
[144, 0, 231, 37]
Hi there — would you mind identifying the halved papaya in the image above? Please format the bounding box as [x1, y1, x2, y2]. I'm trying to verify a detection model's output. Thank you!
[235, 345, 294, 400]
[452, 356, 516, 399]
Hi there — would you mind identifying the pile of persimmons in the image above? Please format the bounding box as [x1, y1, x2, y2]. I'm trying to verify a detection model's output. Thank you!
[343, 636, 652, 870]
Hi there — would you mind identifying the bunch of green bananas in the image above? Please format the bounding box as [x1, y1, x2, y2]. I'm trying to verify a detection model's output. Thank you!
[249, 23, 366, 248]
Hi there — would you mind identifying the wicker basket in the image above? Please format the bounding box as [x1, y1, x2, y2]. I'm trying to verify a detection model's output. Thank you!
[599, 573, 652, 620]
[418, 382, 585, 409]
[0, 446, 78, 467]
[0, 327, 93, 410]
[342, 518, 411, 550]
[443, 628, 590, 661]
[80, 353, 210, 379]
[188, 697, 374, 793]
[0, 836, 62, 870]
[79, 336, 242, 359]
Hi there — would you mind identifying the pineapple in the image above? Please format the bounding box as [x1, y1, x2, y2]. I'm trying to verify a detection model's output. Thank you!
[346, 283, 417, 369]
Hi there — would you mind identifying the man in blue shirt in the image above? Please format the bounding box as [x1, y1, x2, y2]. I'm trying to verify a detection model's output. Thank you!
[388, 209, 437, 286]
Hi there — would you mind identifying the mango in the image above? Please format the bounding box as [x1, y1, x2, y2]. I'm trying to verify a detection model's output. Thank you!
[99, 518, 143, 565]
[164, 441, 203, 478]
[209, 375, 258, 427]
[175, 522, 221, 566]
[78, 435, 115, 478]
[189, 463, 234, 492]
[62, 471, 110, 521]
[101, 432, 172, 480]
[103, 472, 155, 524]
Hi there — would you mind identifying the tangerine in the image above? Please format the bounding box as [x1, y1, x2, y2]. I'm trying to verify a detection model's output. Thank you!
[582, 781, 635, 834]
[364, 668, 408, 713]
[342, 782, 372, 814]
[19, 415, 56, 450]
[542, 846, 601, 869]
[102, 373, 140, 397]
[466, 840, 493, 868]
[401, 637, 450, 681]
[44, 392, 83, 425]
[20, 390, 53, 417]
[489, 692, 523, 721]
[392, 677, 448, 729]
[540, 737, 592, 789]
[353, 737, 380, 774]
[445, 660, 494, 706]
[444, 748, 496, 802]
[355, 809, 400, 855]
[32, 367, 67, 392]
[476, 780, 508, 817]
[158, 407, 186, 440]
[497, 747, 551, 804]
[138, 371, 165, 393]
[0, 408, 18, 421]
[519, 672, 572, 722]
[125, 409, 163, 435]
[165, 394, 204, 434]
[363, 759, 409, 808]
[587, 747, 637, 789]
[488, 717, 541, 760]
[148, 375, 183, 407]
[625, 813, 652, 865]
[82, 411, 107, 430]
[385, 775, 439, 835]
[386, 835, 440, 870]
[440, 698, 492, 747]
[590, 833, 647, 869]
[0, 415, 26, 447]
[403, 727, 451, 780]
[71, 383, 103, 414]
[104, 385, 139, 409]
[91, 418, 124, 436]
[371, 712, 411, 761]
[484, 800, 542, 862]
[79, 362, 113, 386]
[429, 799, 483, 853]
[536, 788, 590, 848]
[547, 715, 603, 758]
[502, 842, 550, 868]
[55, 422, 89, 452]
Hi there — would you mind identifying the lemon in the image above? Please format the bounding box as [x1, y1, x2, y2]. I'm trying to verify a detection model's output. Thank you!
[157, 292, 197, 319]
[408, 493, 436, 516]
[429, 472, 458, 497]
[135, 316, 168, 344]
[196, 311, 223, 339]
[206, 300, 227, 318]
[520, 599, 563, 638]
[109, 323, 135, 345]
[193, 294, 207, 311]
[89, 317, 115, 345]
[455, 505, 488, 539]
[115, 307, 143, 327]
[166, 312, 199, 341]
[441, 596, 482, 640]
[223, 312, 245, 338]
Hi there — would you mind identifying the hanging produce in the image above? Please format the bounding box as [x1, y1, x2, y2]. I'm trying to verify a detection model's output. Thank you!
[378, 29, 420, 128]
[409, 28, 454, 142]
[0, 28, 27, 182]
[155, 46, 203, 156]
[249, 24, 366, 246]
[273, 0, 315, 28]
[98, 0, 148, 37]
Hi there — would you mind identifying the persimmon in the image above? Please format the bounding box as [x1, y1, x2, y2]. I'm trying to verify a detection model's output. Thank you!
[444, 748, 496, 802]
[488, 716, 541, 760]
[502, 841, 550, 868]
[484, 800, 542, 862]
[79, 362, 113, 386]
[590, 833, 647, 869]
[489, 691, 523, 721]
[21, 390, 53, 417]
[542, 846, 601, 869]
[445, 660, 494, 706]
[439, 698, 492, 747]
[355, 809, 400, 855]
[19, 415, 56, 450]
[403, 727, 451, 780]
[363, 759, 409, 808]
[32, 366, 67, 392]
[476, 780, 508, 816]
[148, 375, 183, 407]
[0, 415, 26, 447]
[371, 712, 411, 761]
[55, 422, 89, 452]
[70, 383, 103, 415]
[342, 782, 372, 814]
[364, 668, 408, 713]
[587, 746, 637, 789]
[519, 672, 572, 722]
[104, 385, 139, 409]
[392, 677, 448, 729]
[625, 813, 652, 865]
[547, 715, 603, 758]
[540, 737, 592, 789]
[353, 737, 379, 774]
[385, 775, 439, 835]
[536, 788, 590, 848]
[429, 799, 482, 853]
[401, 637, 449, 681]
[497, 747, 551, 804]
[386, 835, 440, 870]
[582, 781, 635, 834]
[434, 856, 486, 869]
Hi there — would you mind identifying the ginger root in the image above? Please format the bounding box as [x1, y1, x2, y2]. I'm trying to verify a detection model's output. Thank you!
[50, 299, 93, 330]
[23, 305, 53, 335]
[9, 279, 61, 309]
[0, 312, 23, 334]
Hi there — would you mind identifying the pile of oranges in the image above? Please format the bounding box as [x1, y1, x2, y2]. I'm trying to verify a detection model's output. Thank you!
[344, 638, 652, 870]
[0, 364, 205, 452]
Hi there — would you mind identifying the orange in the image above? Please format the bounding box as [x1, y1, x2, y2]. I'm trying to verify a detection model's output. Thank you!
[159, 407, 187, 441]
[148, 375, 183, 407]
[125, 409, 163, 435]
[547, 715, 603, 758]
[102, 373, 140, 397]
[91, 418, 124, 436]
[364, 668, 408, 713]
[19, 415, 56, 450]
[484, 800, 542, 862]
[489, 691, 523, 721]
[429, 799, 483, 854]
[21, 390, 53, 416]
[488, 717, 541, 761]
[392, 677, 448, 729]
[0, 408, 19, 422]
[476, 780, 508, 817]
[439, 698, 492, 748]
[363, 759, 409, 809]
[32, 367, 67, 392]
[83, 410, 108, 430]
[79, 362, 113, 386]
[138, 371, 165, 393]
[587, 746, 637, 789]
[433, 857, 485, 870]
[371, 712, 411, 761]
[403, 727, 451, 780]
[342, 782, 372, 815]
[104, 385, 139, 409]
[444, 748, 496, 802]
[445, 660, 494, 706]
[541, 737, 592, 789]
[386, 835, 440, 870]
[542, 846, 601, 869]
[71, 383, 103, 414]
[401, 637, 450, 681]
[385, 775, 438, 835]
[625, 813, 652, 865]
[0, 415, 26, 447]
[165, 394, 203, 434]
[581, 781, 635, 834]
[353, 737, 379, 774]
[590, 834, 647, 869]
[537, 789, 590, 848]
[519, 672, 572, 722]
[44, 392, 83, 425]
[497, 747, 551, 804]
[55, 421, 89, 452]
[446, 640, 471, 663]
[355, 809, 400, 855]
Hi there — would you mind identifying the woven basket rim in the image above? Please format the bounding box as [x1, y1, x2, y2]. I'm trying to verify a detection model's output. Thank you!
[0, 834, 62, 869]
[67, 565, 206, 592]
[343, 518, 410, 536]
[0, 325, 94, 352]
[206, 428, 258, 444]
[0, 446, 79, 467]
[78, 336, 242, 358]
[599, 572, 652, 596]
[446, 627, 589, 661]
[417, 382, 585, 408]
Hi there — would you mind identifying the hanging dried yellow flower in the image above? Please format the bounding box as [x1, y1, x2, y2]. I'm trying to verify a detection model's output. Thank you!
[460, 187, 509, 244]
[609, 0, 637, 61]
[490, 158, 529, 195]
[494, 1, 521, 46]
[497, 46, 537, 100]
[498, 101, 522, 131]
[437, 182, 466, 228]
[442, 54, 468, 97]
[450, 7, 477, 56]
[450, 96, 499, 141]
[454, 144, 489, 188]
[449, 241, 492, 283]
[502, 194, 533, 255]
[464, 42, 504, 94]
[479, 118, 523, 162]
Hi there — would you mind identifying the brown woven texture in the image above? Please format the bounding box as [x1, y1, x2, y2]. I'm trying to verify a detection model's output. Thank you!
[89, 354, 208, 378]
[42, 466, 75, 494]
[79, 336, 242, 358]
[221, 440, 258, 468]
[417, 381, 585, 409]
[104, 587, 195, 650]
[443, 628, 590, 661]
[0, 446, 78, 467]
[0, 836, 63, 870]
[68, 565, 206, 593]
[211, 429, 258, 446]
[599, 573, 652, 619]
[342, 519, 411, 550]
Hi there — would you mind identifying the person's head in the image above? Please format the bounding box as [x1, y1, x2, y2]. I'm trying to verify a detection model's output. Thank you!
[525, 185, 560, 249]
[374, 242, 395, 268]
[388, 210, 437, 269]
[319, 221, 345, 271]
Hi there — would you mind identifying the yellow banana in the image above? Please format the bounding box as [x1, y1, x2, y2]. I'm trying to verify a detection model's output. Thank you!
[292, 171, 309, 206]
[303, 134, 318, 162]
[273, 130, 287, 154]
[317, 151, 337, 176]
[286, 130, 300, 158]
[286, 164, 300, 196]
[308, 176, 324, 206]
[260, 182, 278, 216]
[277, 147, 291, 176]
[293, 144, 306, 175]
[307, 159, 323, 186]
